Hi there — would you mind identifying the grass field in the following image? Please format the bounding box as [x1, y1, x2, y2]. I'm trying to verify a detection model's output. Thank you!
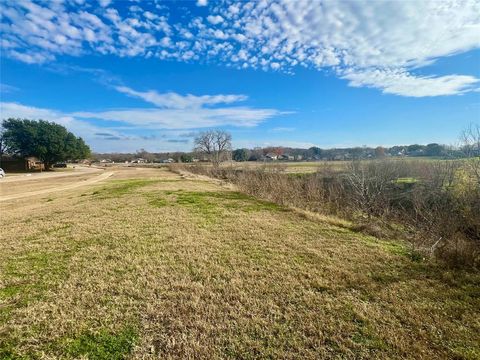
[212, 157, 449, 174]
[1, 167, 479, 359]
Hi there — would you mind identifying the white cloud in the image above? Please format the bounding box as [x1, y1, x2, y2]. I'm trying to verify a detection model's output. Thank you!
[0, 93, 285, 150]
[2, 0, 480, 97]
[0, 102, 119, 142]
[8, 50, 54, 64]
[0, 83, 19, 93]
[342, 69, 480, 97]
[98, 0, 112, 7]
[0, 102, 196, 152]
[196, 0, 208, 7]
[207, 15, 224, 25]
[270, 62, 280, 70]
[208, 0, 480, 96]
[72, 106, 282, 129]
[271, 127, 295, 132]
[227, 4, 240, 16]
[114, 86, 248, 109]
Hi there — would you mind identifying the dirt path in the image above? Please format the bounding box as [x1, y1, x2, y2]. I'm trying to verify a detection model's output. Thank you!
[0, 171, 114, 202]
[0, 166, 103, 183]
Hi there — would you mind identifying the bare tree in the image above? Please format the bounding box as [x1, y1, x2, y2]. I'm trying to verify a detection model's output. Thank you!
[194, 130, 232, 167]
[344, 160, 400, 218]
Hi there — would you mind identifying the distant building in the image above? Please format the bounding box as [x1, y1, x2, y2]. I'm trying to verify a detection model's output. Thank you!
[0, 156, 44, 171]
[265, 153, 278, 160]
[278, 154, 294, 161]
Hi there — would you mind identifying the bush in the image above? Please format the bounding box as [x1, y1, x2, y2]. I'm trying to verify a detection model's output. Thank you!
[169, 160, 480, 269]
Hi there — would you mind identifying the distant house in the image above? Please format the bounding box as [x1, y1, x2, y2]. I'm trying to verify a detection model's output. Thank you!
[160, 158, 175, 163]
[295, 155, 303, 161]
[100, 159, 113, 163]
[132, 158, 147, 164]
[409, 149, 425, 157]
[265, 153, 278, 160]
[0, 156, 44, 171]
[278, 154, 294, 161]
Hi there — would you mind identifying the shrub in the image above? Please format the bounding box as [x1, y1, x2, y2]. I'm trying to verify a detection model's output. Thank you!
[169, 160, 480, 269]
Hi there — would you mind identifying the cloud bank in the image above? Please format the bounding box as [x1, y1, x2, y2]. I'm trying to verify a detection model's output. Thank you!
[0, 84, 283, 151]
[1, 0, 479, 96]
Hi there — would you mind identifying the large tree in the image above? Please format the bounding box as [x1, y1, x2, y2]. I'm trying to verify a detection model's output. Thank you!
[232, 148, 249, 162]
[425, 143, 444, 157]
[180, 153, 193, 163]
[1, 118, 91, 169]
[194, 130, 232, 167]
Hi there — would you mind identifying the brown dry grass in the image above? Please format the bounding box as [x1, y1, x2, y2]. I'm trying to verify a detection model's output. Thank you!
[1, 167, 479, 359]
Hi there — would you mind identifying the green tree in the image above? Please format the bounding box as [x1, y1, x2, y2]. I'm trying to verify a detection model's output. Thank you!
[425, 143, 444, 157]
[232, 148, 249, 162]
[75, 137, 91, 159]
[2, 118, 91, 169]
[180, 153, 193, 163]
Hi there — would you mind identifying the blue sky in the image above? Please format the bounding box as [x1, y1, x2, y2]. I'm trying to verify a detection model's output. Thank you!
[1, 0, 479, 152]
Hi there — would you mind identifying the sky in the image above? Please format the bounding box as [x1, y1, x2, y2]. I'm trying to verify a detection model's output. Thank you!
[0, 0, 479, 153]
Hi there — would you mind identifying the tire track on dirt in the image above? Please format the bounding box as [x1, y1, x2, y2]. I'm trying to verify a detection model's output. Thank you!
[0, 171, 114, 202]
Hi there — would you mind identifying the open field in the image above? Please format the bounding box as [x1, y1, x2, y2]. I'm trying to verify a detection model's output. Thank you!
[226, 161, 324, 174]
[91, 157, 456, 175]
[1, 167, 479, 359]
[210, 157, 454, 174]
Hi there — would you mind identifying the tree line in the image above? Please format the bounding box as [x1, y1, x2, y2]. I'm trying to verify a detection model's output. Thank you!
[0, 118, 91, 169]
[4, 119, 473, 168]
[91, 133, 479, 164]
[231, 143, 476, 162]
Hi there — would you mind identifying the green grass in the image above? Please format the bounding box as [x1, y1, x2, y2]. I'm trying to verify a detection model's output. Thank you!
[62, 326, 138, 360]
[0, 250, 71, 357]
[92, 179, 158, 198]
[147, 196, 169, 207]
[1, 250, 70, 311]
[168, 190, 283, 220]
[144, 190, 284, 223]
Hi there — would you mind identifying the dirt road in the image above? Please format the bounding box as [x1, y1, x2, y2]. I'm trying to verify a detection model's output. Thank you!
[0, 168, 114, 202]
[0, 166, 103, 183]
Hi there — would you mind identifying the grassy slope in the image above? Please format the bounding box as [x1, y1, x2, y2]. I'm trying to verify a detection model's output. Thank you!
[0, 168, 479, 359]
